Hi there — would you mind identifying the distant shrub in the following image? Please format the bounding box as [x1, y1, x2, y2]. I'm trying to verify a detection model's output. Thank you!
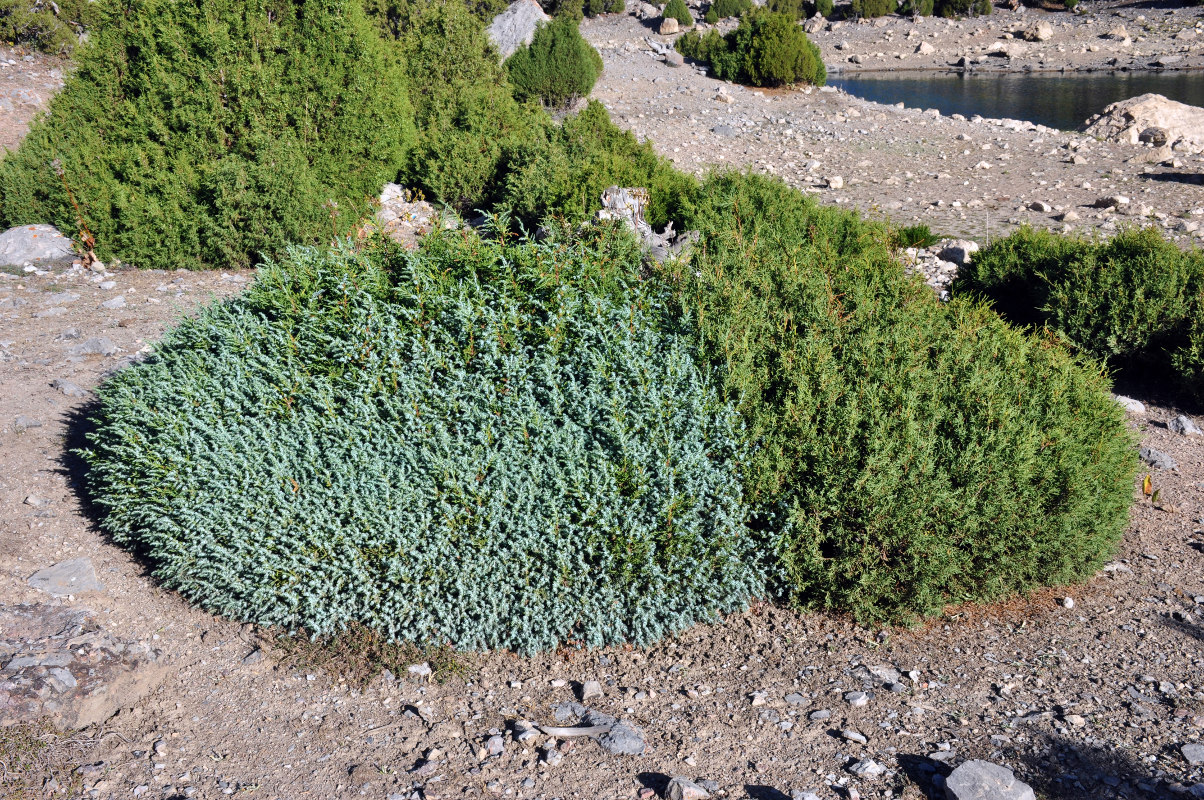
[815, 0, 833, 16]
[933, 0, 989, 15]
[712, 0, 752, 18]
[952, 225, 1204, 403]
[585, 0, 625, 15]
[851, 0, 894, 18]
[0, 0, 100, 54]
[668, 172, 1137, 625]
[893, 223, 939, 248]
[0, 0, 414, 270]
[84, 232, 763, 654]
[705, 6, 719, 22]
[1063, 0, 1079, 10]
[498, 101, 698, 229]
[766, 0, 807, 18]
[506, 15, 604, 109]
[676, 10, 826, 87]
[901, 0, 933, 16]
[664, 0, 694, 25]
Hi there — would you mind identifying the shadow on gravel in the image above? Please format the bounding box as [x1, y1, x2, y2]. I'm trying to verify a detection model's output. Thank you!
[636, 772, 670, 796]
[1162, 611, 1204, 643]
[1142, 171, 1204, 186]
[999, 732, 1171, 800]
[55, 398, 105, 532]
[744, 786, 791, 800]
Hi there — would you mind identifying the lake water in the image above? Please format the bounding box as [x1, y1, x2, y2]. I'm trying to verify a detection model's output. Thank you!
[828, 70, 1204, 131]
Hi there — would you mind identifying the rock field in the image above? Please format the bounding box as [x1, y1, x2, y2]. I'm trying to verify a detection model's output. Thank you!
[3, 3, 1204, 799]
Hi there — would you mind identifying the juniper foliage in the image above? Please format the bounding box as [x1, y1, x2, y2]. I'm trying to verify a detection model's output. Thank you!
[83, 230, 762, 653]
[0, 0, 414, 271]
[676, 10, 826, 88]
[505, 15, 603, 109]
[953, 225, 1204, 403]
[0, 0, 100, 53]
[664, 172, 1137, 625]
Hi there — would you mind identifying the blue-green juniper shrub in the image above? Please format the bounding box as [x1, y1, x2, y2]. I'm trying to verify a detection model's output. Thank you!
[82, 228, 762, 653]
[663, 172, 1137, 625]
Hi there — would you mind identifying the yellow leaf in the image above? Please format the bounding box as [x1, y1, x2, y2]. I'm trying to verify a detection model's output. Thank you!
[1142, 474, 1152, 497]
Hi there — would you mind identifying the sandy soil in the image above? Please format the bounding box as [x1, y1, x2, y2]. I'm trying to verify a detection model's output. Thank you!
[2, 5, 1204, 800]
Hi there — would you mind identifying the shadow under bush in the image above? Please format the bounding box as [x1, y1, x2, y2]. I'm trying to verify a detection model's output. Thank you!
[665, 172, 1138, 626]
[952, 225, 1204, 405]
[0, 0, 415, 271]
[81, 227, 762, 654]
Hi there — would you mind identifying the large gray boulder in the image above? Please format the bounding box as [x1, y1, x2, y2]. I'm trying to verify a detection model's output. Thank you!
[945, 760, 1036, 800]
[1082, 93, 1204, 155]
[0, 224, 74, 268]
[487, 0, 550, 61]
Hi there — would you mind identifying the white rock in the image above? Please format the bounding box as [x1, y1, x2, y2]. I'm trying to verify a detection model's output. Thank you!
[825, 175, 844, 189]
[1170, 415, 1203, 436]
[1082, 94, 1204, 156]
[1020, 21, 1053, 42]
[0, 224, 74, 268]
[916, 41, 935, 55]
[1114, 395, 1145, 414]
[945, 760, 1035, 800]
[659, 16, 680, 35]
[487, 0, 550, 61]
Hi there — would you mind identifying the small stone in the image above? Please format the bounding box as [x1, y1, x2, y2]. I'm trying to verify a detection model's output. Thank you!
[581, 680, 604, 701]
[598, 720, 646, 755]
[1064, 714, 1086, 728]
[791, 793, 821, 800]
[1170, 415, 1203, 436]
[1139, 446, 1177, 470]
[659, 16, 680, 35]
[1114, 395, 1145, 414]
[712, 124, 738, 137]
[785, 692, 807, 706]
[750, 691, 768, 707]
[153, 740, 168, 756]
[937, 240, 979, 266]
[849, 758, 886, 778]
[841, 729, 868, 745]
[407, 662, 432, 679]
[944, 760, 1036, 800]
[24, 495, 49, 507]
[100, 296, 126, 310]
[1183, 743, 1204, 765]
[916, 42, 935, 55]
[1028, 201, 1053, 212]
[845, 691, 869, 707]
[714, 92, 733, 104]
[1061, 597, 1075, 609]
[241, 648, 265, 666]
[544, 746, 563, 767]
[1061, 210, 1081, 223]
[28, 558, 104, 596]
[68, 337, 119, 357]
[51, 378, 88, 398]
[809, 709, 831, 721]
[665, 50, 684, 67]
[825, 175, 844, 190]
[666, 776, 711, 800]
[1093, 195, 1130, 209]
